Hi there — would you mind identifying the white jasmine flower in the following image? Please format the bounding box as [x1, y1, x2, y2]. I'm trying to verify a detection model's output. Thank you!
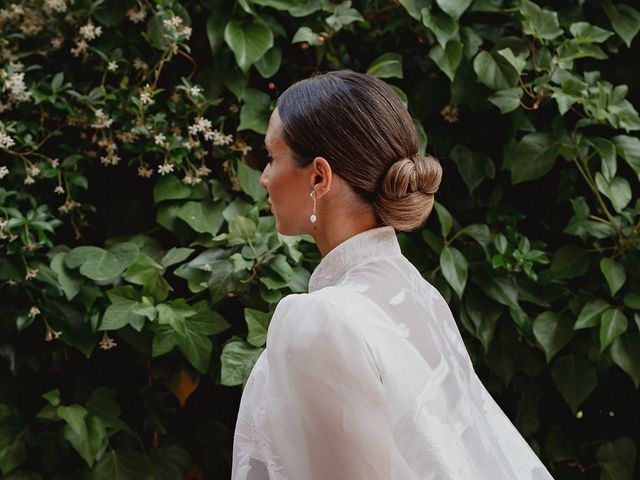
[90, 109, 113, 129]
[195, 117, 212, 131]
[200, 263, 212, 272]
[50, 158, 60, 168]
[28, 305, 40, 318]
[137, 164, 153, 178]
[70, 38, 88, 57]
[28, 165, 40, 178]
[4, 72, 31, 103]
[154, 133, 166, 146]
[100, 151, 121, 166]
[107, 60, 117, 72]
[79, 21, 103, 41]
[25, 267, 39, 280]
[139, 90, 153, 105]
[157, 162, 174, 175]
[98, 332, 117, 350]
[58, 199, 81, 213]
[126, 7, 146, 23]
[163, 15, 183, 30]
[188, 85, 202, 97]
[54, 185, 65, 194]
[44, 0, 67, 13]
[50, 36, 64, 49]
[24, 176, 35, 185]
[0, 166, 9, 178]
[45, 328, 62, 341]
[0, 132, 15, 150]
[196, 165, 212, 177]
[133, 58, 148, 71]
[182, 173, 202, 185]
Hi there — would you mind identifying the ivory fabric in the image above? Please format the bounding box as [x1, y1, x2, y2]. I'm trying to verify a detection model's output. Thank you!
[231, 225, 554, 480]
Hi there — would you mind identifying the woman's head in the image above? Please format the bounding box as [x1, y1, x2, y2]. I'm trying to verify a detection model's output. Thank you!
[259, 69, 442, 235]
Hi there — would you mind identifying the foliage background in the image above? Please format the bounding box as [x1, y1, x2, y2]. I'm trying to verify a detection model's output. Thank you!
[1, 0, 639, 478]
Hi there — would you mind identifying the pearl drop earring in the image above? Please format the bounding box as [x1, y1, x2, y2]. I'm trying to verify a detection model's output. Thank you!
[309, 189, 317, 224]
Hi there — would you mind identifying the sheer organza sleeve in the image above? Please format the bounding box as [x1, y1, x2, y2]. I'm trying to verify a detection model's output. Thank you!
[264, 289, 405, 480]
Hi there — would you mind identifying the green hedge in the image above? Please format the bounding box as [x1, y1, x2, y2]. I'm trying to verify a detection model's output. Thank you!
[0, 0, 639, 478]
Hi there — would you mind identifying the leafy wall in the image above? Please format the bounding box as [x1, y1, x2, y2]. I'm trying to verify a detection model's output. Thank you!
[0, 0, 639, 478]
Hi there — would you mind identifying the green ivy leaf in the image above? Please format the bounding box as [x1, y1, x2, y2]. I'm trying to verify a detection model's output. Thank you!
[533, 312, 574, 362]
[291, 26, 324, 46]
[366, 53, 403, 79]
[428, 40, 462, 81]
[488, 87, 523, 113]
[520, 0, 562, 40]
[574, 299, 609, 330]
[611, 332, 640, 388]
[101, 287, 147, 331]
[57, 405, 87, 436]
[422, 9, 459, 47]
[440, 246, 468, 299]
[206, 15, 228, 57]
[238, 88, 271, 134]
[175, 329, 213, 374]
[62, 414, 107, 467]
[433, 201, 453, 238]
[589, 137, 617, 181]
[325, 2, 364, 31]
[87, 449, 155, 480]
[599, 308, 628, 352]
[255, 46, 282, 78]
[473, 51, 519, 91]
[550, 245, 590, 279]
[177, 200, 225, 236]
[436, 0, 472, 20]
[551, 354, 597, 414]
[51, 252, 83, 301]
[161, 247, 194, 269]
[153, 175, 192, 203]
[237, 159, 268, 202]
[157, 299, 197, 335]
[64, 246, 130, 282]
[449, 145, 495, 192]
[463, 290, 501, 352]
[220, 338, 263, 386]
[123, 254, 171, 302]
[245, 308, 272, 348]
[596, 438, 637, 480]
[600, 258, 626, 296]
[570, 22, 614, 44]
[595, 174, 632, 212]
[603, 2, 640, 48]
[612, 135, 640, 181]
[397, 0, 428, 20]
[0, 439, 26, 476]
[207, 259, 236, 304]
[509, 132, 559, 184]
[224, 21, 274, 72]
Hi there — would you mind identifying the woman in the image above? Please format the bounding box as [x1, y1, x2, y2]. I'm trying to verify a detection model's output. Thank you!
[231, 70, 554, 480]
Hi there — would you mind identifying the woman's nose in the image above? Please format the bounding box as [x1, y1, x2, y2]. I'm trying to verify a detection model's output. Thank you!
[259, 165, 269, 190]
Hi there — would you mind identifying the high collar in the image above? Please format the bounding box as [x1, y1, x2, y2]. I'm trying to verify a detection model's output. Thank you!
[308, 225, 401, 292]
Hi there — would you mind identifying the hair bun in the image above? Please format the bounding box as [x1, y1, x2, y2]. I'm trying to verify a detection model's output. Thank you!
[374, 154, 442, 232]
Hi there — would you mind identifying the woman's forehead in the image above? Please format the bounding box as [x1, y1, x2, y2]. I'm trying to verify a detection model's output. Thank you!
[265, 110, 284, 150]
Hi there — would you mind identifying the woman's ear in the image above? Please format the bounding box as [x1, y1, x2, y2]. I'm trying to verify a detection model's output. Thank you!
[310, 157, 332, 198]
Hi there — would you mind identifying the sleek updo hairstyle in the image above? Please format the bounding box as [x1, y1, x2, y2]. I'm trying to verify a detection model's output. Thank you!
[276, 69, 442, 232]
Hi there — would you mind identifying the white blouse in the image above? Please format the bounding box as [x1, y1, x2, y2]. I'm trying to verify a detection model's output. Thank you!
[231, 226, 554, 480]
